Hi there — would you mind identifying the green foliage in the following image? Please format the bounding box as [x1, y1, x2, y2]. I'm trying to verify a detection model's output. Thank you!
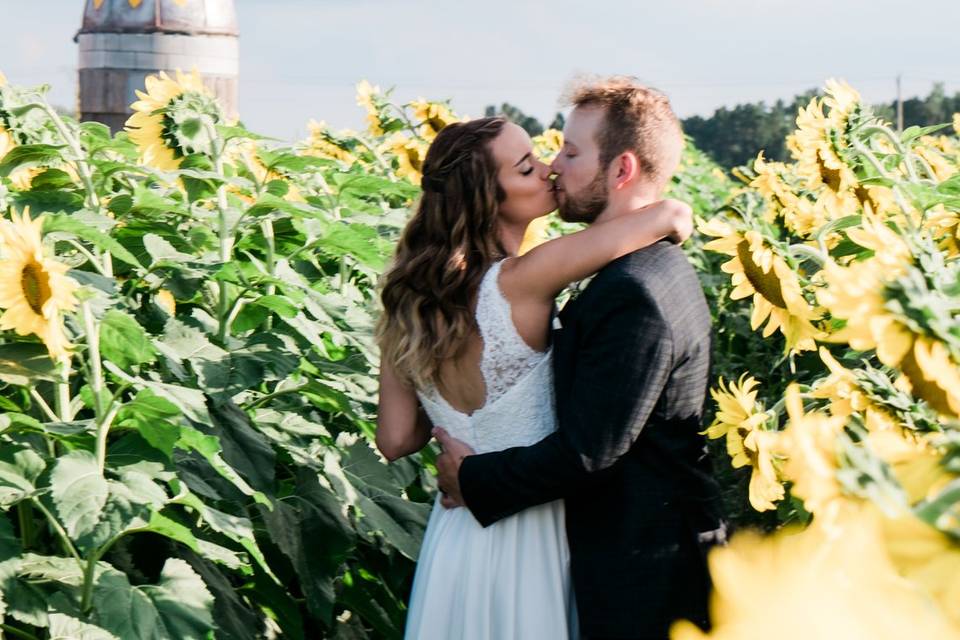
[0, 73, 748, 638]
[0, 76, 438, 639]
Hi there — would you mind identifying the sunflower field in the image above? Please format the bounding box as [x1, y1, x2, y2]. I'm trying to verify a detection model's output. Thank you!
[675, 81, 960, 639]
[0, 66, 956, 640]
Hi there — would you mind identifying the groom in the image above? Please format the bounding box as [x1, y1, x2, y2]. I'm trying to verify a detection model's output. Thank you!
[434, 76, 724, 640]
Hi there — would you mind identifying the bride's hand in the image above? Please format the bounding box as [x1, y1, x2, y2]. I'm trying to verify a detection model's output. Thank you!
[661, 199, 694, 244]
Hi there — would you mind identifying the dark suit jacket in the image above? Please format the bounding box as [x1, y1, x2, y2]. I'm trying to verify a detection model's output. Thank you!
[459, 241, 722, 639]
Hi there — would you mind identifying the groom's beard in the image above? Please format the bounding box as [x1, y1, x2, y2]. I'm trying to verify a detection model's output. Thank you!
[558, 169, 608, 224]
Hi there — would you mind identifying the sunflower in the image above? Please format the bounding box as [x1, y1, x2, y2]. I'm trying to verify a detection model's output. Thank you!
[817, 216, 914, 361]
[853, 183, 897, 217]
[154, 289, 176, 316]
[927, 205, 960, 257]
[818, 349, 903, 433]
[787, 81, 862, 213]
[671, 500, 960, 640]
[0, 97, 35, 190]
[224, 139, 306, 204]
[822, 79, 861, 126]
[819, 256, 913, 362]
[881, 509, 960, 631]
[355, 80, 385, 136]
[915, 135, 958, 182]
[704, 375, 784, 511]
[125, 69, 223, 171]
[0, 120, 14, 163]
[811, 347, 871, 416]
[750, 152, 800, 225]
[867, 430, 952, 504]
[518, 216, 551, 255]
[700, 218, 823, 353]
[899, 337, 960, 418]
[777, 384, 848, 516]
[304, 120, 358, 165]
[0, 208, 79, 359]
[383, 133, 427, 184]
[532, 129, 564, 160]
[410, 99, 458, 141]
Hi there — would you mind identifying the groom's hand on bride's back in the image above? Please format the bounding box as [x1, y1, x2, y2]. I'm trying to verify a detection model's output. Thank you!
[433, 427, 475, 509]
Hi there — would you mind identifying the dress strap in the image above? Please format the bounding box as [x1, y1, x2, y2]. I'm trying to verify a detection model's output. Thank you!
[474, 259, 544, 405]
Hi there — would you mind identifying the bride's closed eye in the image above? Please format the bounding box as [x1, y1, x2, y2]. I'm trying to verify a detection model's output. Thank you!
[521, 167, 534, 176]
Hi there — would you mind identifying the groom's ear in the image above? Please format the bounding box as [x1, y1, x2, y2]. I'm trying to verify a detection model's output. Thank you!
[613, 151, 640, 190]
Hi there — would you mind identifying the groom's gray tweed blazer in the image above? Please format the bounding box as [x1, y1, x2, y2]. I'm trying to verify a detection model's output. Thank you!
[459, 240, 723, 640]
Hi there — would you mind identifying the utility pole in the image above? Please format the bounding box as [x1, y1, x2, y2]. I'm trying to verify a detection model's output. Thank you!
[896, 74, 904, 133]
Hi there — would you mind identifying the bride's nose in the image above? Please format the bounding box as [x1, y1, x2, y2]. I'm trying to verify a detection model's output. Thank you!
[535, 160, 552, 180]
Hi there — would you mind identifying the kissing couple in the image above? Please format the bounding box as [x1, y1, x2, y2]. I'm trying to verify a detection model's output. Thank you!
[377, 75, 724, 640]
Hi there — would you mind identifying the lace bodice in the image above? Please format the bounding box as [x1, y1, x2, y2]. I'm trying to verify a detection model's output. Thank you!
[476, 260, 545, 403]
[417, 260, 557, 454]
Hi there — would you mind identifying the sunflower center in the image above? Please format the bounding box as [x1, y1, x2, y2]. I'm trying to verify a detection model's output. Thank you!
[817, 151, 843, 193]
[736, 240, 787, 308]
[425, 117, 447, 135]
[21, 259, 52, 315]
[406, 148, 424, 172]
[899, 341, 954, 417]
[854, 185, 876, 211]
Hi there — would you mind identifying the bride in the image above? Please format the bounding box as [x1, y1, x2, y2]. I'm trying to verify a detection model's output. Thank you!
[375, 116, 692, 639]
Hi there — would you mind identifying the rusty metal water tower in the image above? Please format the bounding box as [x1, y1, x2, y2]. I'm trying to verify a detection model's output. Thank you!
[76, 0, 239, 132]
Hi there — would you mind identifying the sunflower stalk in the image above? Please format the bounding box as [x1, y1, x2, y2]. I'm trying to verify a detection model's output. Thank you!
[860, 123, 925, 184]
[17, 502, 34, 550]
[64, 238, 107, 276]
[208, 123, 234, 344]
[910, 152, 941, 183]
[851, 136, 893, 181]
[80, 299, 113, 475]
[31, 497, 82, 567]
[262, 217, 277, 331]
[0, 624, 39, 640]
[53, 356, 72, 423]
[354, 133, 392, 175]
[861, 124, 908, 155]
[38, 103, 113, 278]
[789, 242, 827, 266]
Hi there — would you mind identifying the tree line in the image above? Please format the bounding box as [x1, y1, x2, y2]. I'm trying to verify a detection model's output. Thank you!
[488, 83, 960, 170]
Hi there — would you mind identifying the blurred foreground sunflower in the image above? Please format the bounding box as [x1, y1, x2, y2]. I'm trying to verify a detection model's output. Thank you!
[671, 501, 960, 640]
[777, 384, 847, 516]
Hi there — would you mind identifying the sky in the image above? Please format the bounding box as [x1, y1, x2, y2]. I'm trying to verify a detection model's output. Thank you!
[1, 0, 958, 140]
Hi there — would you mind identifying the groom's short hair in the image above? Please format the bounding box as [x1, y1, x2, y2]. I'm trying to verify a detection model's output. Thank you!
[564, 76, 684, 190]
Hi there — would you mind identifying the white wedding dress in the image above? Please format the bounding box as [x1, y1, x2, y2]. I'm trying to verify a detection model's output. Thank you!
[404, 260, 578, 640]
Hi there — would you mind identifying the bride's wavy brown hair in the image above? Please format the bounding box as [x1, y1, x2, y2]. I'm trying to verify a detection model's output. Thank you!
[377, 117, 508, 388]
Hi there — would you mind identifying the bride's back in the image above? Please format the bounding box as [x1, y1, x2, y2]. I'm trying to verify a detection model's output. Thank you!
[416, 260, 557, 454]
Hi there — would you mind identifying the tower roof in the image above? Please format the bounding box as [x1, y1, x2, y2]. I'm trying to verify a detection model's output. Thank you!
[77, 0, 238, 38]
